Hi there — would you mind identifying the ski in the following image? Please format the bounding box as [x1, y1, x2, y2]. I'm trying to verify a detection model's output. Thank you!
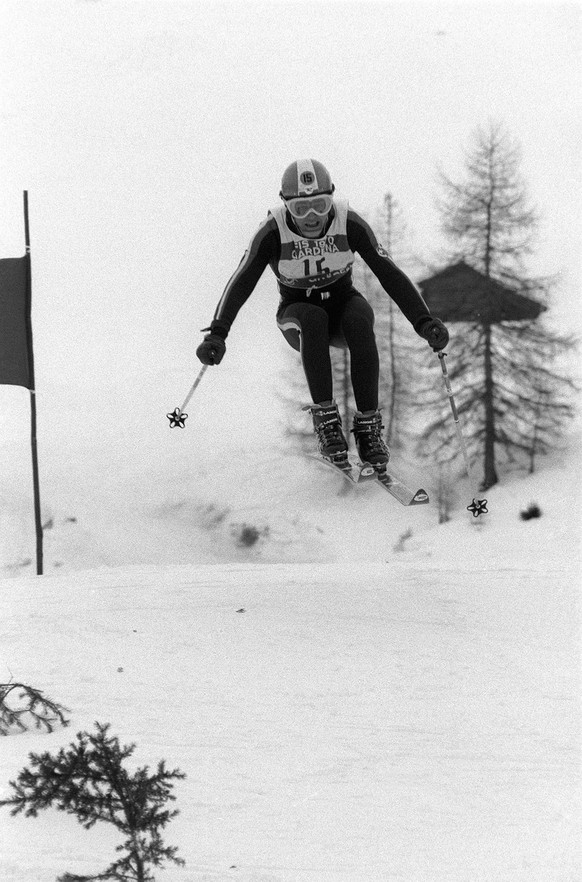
[309, 454, 367, 484]
[311, 455, 429, 506]
[374, 467, 429, 506]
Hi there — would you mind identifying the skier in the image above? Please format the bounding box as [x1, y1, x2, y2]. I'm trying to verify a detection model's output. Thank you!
[197, 159, 449, 468]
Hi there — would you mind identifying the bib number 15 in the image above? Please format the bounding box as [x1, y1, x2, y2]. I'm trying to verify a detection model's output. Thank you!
[303, 257, 326, 276]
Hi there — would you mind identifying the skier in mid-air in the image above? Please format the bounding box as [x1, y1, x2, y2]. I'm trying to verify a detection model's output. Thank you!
[197, 159, 449, 469]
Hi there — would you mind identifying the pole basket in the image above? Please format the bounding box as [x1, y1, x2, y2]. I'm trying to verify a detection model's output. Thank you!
[467, 498, 488, 518]
[167, 408, 188, 428]
[166, 364, 208, 428]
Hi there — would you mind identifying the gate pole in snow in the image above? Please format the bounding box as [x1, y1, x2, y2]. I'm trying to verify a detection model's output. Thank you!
[23, 191, 44, 574]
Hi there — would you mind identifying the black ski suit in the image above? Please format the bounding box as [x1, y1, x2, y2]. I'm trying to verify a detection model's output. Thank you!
[210, 201, 432, 412]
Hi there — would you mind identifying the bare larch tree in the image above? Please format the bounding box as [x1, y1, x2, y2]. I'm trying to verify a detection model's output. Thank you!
[420, 121, 577, 490]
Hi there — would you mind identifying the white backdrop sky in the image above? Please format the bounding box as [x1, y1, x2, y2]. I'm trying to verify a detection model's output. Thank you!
[0, 0, 580, 394]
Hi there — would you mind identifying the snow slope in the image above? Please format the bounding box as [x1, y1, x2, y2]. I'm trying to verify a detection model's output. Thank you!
[1, 371, 580, 576]
[0, 558, 579, 882]
[0, 379, 580, 880]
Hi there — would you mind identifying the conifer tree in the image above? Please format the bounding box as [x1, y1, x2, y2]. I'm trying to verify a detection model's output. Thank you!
[363, 194, 422, 453]
[0, 722, 185, 881]
[0, 681, 69, 735]
[281, 197, 425, 460]
[419, 122, 577, 489]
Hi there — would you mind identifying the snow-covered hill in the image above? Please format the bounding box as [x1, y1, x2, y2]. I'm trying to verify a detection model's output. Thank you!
[1, 372, 580, 576]
[0, 379, 580, 880]
[1, 560, 579, 881]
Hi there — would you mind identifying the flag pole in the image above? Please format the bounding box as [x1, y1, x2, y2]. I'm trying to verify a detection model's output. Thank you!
[23, 191, 43, 575]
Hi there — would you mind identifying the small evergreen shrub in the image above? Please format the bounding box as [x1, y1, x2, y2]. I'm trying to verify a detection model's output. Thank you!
[520, 502, 542, 521]
[0, 682, 69, 735]
[0, 722, 185, 881]
[232, 522, 269, 547]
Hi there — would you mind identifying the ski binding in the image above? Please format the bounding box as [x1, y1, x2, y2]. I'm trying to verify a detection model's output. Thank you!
[311, 454, 429, 506]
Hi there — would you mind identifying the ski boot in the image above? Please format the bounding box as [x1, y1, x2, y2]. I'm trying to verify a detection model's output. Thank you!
[308, 401, 349, 464]
[352, 410, 390, 471]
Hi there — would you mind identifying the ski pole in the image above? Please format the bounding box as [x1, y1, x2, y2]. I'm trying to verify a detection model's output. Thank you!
[166, 364, 209, 428]
[437, 352, 488, 517]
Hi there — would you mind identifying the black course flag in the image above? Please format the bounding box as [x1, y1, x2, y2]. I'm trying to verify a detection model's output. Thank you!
[0, 255, 32, 388]
[0, 192, 43, 574]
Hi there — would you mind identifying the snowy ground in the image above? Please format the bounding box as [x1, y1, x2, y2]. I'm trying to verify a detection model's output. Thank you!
[0, 379, 580, 881]
[0, 559, 579, 881]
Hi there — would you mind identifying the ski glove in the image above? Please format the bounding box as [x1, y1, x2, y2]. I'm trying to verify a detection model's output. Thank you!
[196, 321, 228, 365]
[416, 316, 450, 351]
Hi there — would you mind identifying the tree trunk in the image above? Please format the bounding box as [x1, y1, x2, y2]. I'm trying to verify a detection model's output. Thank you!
[385, 299, 396, 446]
[383, 193, 397, 447]
[482, 322, 498, 489]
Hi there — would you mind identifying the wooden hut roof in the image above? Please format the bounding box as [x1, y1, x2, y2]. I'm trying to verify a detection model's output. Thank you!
[418, 261, 547, 323]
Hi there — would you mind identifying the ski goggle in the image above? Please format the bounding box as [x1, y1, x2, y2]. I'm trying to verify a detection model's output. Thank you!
[284, 194, 334, 219]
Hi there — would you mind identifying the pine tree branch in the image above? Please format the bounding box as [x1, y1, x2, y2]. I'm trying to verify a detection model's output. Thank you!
[0, 682, 70, 736]
[0, 723, 186, 881]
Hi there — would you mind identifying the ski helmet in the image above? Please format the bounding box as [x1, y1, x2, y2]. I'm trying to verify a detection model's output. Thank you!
[279, 159, 334, 199]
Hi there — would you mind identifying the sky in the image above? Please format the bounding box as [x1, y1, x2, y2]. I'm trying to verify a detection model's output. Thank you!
[0, 0, 580, 400]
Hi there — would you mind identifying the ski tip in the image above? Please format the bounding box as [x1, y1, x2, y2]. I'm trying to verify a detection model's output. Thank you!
[411, 489, 430, 505]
